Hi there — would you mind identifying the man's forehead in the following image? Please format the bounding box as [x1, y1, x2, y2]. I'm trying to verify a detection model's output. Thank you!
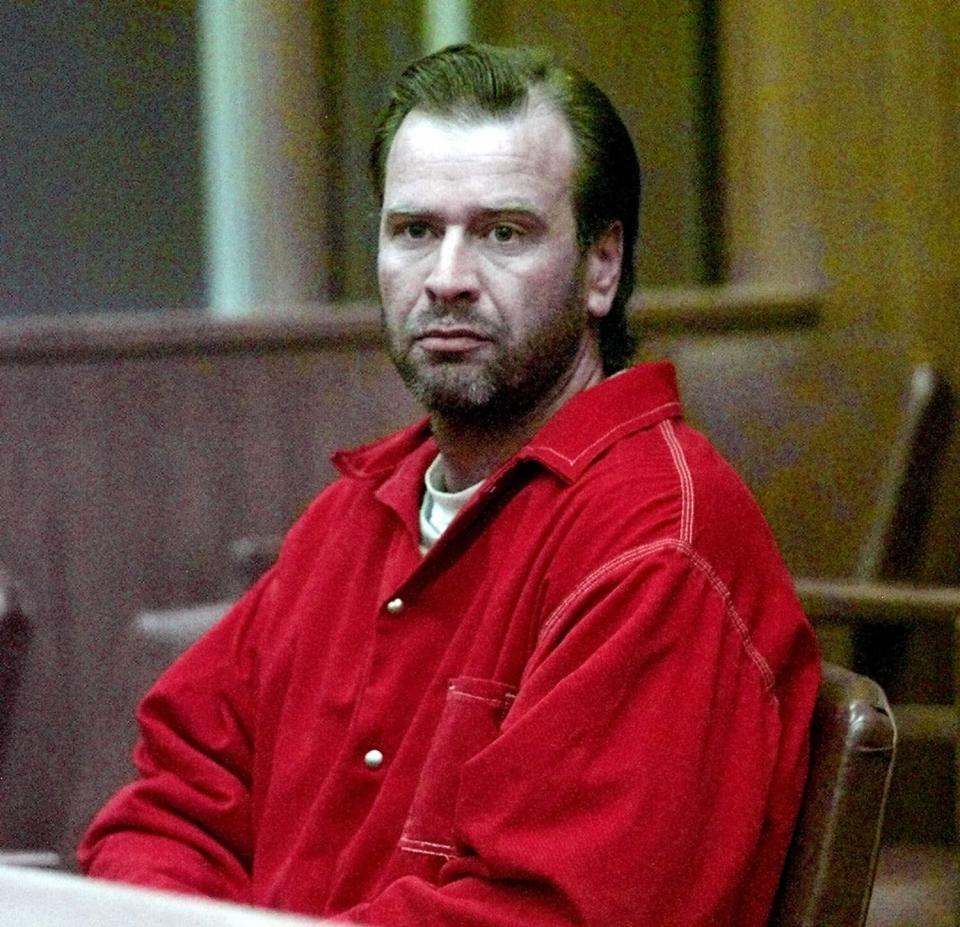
[382, 102, 577, 196]
[393, 95, 570, 143]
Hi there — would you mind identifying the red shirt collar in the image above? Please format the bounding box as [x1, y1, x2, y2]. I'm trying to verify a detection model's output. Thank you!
[516, 361, 682, 482]
[332, 361, 682, 485]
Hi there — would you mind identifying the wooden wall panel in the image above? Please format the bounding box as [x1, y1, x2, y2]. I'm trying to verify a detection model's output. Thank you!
[474, 0, 712, 286]
[717, 0, 960, 589]
[0, 308, 421, 850]
[0, 364, 73, 843]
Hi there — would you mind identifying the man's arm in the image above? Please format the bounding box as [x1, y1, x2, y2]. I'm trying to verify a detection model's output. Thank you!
[76, 573, 273, 901]
[344, 546, 820, 926]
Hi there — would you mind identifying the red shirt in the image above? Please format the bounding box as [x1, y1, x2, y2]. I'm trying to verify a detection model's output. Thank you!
[79, 362, 820, 926]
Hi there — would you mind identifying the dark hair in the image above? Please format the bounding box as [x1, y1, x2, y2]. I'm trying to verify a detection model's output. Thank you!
[370, 43, 641, 373]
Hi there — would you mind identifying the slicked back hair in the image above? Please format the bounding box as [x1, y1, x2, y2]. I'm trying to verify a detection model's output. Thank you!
[370, 43, 641, 374]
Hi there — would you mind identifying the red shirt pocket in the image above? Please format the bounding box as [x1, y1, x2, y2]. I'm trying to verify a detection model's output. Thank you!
[399, 676, 517, 862]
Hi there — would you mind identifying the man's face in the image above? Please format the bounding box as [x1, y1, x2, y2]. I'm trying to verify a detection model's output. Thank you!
[378, 103, 599, 425]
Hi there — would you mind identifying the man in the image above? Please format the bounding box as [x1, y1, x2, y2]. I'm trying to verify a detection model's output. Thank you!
[79, 44, 819, 925]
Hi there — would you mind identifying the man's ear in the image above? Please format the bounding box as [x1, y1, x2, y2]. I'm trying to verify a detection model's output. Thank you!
[584, 222, 624, 319]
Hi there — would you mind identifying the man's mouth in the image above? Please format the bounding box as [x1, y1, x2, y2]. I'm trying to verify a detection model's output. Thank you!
[413, 327, 493, 354]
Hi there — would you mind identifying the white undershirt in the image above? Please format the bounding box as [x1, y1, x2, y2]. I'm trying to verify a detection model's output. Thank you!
[419, 454, 483, 553]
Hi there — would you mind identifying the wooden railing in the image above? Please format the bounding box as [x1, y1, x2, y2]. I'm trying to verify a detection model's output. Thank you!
[0, 282, 824, 362]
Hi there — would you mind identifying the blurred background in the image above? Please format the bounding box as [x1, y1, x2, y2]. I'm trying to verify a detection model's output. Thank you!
[0, 2, 958, 923]
[2, 2, 958, 341]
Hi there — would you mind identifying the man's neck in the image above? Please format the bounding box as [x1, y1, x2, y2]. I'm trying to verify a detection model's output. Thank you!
[432, 362, 606, 492]
[431, 417, 537, 491]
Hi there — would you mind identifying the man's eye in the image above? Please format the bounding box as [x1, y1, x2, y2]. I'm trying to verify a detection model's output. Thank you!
[488, 224, 521, 244]
[402, 223, 430, 240]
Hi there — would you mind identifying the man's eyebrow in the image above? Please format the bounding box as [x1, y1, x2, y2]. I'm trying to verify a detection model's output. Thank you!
[472, 205, 545, 221]
[382, 205, 547, 223]
[382, 208, 433, 221]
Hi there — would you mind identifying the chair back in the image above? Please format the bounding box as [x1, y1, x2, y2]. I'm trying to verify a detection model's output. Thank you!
[0, 571, 31, 768]
[770, 661, 896, 926]
[227, 535, 282, 594]
[853, 362, 953, 582]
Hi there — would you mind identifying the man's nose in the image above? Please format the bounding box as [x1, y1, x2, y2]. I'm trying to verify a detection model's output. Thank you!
[424, 229, 479, 304]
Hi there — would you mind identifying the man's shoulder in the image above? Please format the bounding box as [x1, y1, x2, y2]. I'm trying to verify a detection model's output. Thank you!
[546, 413, 787, 587]
[569, 413, 755, 523]
[544, 414, 811, 682]
[654, 418, 778, 546]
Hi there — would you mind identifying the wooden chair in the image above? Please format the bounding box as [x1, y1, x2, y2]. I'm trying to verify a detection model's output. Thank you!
[0, 569, 30, 771]
[850, 363, 953, 583]
[652, 332, 955, 849]
[771, 661, 897, 927]
[226, 534, 283, 595]
[0, 572, 60, 867]
[796, 580, 960, 848]
[0, 597, 232, 869]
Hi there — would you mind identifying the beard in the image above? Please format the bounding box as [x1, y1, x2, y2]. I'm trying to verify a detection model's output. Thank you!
[384, 279, 589, 429]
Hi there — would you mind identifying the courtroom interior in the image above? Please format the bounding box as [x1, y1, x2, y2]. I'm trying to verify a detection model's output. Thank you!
[0, 3, 958, 925]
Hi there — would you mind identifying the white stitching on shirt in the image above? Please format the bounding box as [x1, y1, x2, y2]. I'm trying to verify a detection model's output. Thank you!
[658, 419, 694, 544]
[685, 545, 777, 693]
[526, 401, 681, 469]
[447, 688, 515, 709]
[399, 837, 457, 859]
[537, 541, 669, 644]
[534, 538, 777, 696]
[401, 837, 456, 850]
